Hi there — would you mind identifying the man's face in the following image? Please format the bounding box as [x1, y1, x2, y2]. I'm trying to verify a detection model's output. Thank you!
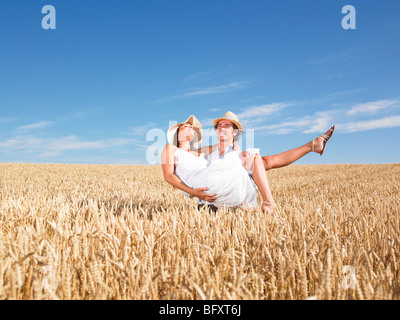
[216, 120, 236, 143]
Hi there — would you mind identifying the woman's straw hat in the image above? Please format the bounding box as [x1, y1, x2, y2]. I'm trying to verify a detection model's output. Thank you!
[213, 111, 243, 132]
[167, 115, 203, 149]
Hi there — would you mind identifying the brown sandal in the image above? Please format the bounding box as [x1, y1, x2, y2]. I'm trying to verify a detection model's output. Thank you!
[312, 125, 335, 156]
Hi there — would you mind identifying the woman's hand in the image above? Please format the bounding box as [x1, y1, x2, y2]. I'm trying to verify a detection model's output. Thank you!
[191, 188, 217, 203]
[261, 203, 275, 214]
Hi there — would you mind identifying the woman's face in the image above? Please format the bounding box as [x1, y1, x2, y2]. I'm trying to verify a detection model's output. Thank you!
[178, 123, 195, 143]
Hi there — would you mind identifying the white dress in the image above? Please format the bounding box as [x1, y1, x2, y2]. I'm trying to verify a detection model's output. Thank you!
[174, 148, 259, 208]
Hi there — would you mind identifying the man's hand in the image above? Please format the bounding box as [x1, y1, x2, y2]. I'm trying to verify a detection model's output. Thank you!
[239, 151, 254, 171]
[191, 187, 217, 203]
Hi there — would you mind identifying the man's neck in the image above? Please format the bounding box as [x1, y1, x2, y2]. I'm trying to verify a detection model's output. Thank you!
[218, 140, 233, 157]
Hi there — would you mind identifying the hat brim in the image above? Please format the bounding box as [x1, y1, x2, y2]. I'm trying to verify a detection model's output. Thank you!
[213, 117, 243, 132]
[167, 115, 203, 149]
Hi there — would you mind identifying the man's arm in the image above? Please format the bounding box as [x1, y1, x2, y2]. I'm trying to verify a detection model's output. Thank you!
[197, 144, 216, 157]
[161, 144, 218, 203]
[198, 141, 240, 156]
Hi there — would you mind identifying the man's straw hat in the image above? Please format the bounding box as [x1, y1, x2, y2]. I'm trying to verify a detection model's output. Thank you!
[167, 115, 203, 149]
[213, 111, 243, 132]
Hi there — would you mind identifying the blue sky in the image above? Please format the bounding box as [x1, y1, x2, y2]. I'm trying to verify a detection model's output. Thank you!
[1, 0, 399, 165]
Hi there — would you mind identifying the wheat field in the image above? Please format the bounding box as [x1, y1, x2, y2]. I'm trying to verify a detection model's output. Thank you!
[0, 163, 399, 300]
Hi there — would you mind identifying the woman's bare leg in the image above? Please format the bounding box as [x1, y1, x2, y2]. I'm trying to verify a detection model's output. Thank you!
[262, 143, 312, 170]
[262, 126, 335, 171]
[251, 154, 275, 213]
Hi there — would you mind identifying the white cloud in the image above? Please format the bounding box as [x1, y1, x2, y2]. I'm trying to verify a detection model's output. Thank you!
[17, 121, 53, 131]
[242, 107, 334, 136]
[303, 112, 334, 134]
[154, 81, 249, 103]
[237, 103, 294, 120]
[0, 136, 44, 150]
[229, 102, 298, 130]
[179, 81, 248, 97]
[240, 96, 400, 136]
[222, 96, 399, 137]
[0, 117, 16, 124]
[48, 135, 106, 151]
[183, 71, 213, 81]
[126, 122, 158, 136]
[347, 99, 399, 115]
[339, 115, 400, 133]
[0, 134, 147, 159]
[196, 103, 294, 131]
[261, 119, 312, 131]
[323, 74, 344, 80]
[250, 117, 315, 135]
[272, 127, 297, 135]
[310, 45, 372, 65]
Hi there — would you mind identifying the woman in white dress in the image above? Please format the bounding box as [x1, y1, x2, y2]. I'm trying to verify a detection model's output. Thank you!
[161, 114, 334, 213]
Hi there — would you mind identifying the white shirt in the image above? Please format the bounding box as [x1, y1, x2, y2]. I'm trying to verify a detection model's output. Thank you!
[206, 145, 235, 165]
[197, 145, 260, 207]
[198, 144, 236, 206]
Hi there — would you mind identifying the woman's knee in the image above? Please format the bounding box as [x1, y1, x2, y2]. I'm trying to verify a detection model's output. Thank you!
[252, 154, 264, 171]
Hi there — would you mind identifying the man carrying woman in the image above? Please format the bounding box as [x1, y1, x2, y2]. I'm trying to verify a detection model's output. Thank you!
[161, 111, 334, 213]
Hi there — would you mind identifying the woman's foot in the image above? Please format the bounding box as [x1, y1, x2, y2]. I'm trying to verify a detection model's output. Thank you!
[312, 125, 335, 155]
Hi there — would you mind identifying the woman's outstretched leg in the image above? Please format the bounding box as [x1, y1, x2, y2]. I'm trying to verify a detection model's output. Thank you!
[251, 154, 276, 213]
[262, 126, 335, 171]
